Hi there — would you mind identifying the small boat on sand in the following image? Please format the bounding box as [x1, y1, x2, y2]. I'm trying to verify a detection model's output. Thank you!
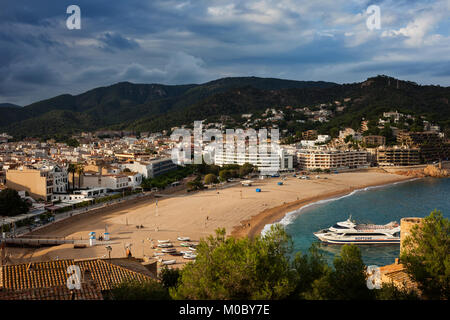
[177, 236, 190, 241]
[161, 259, 176, 265]
[180, 242, 190, 247]
[158, 240, 170, 243]
[161, 248, 177, 253]
[183, 253, 197, 260]
[158, 243, 173, 248]
[188, 247, 197, 251]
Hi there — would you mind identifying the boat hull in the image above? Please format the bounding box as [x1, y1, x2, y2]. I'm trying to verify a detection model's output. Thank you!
[314, 233, 400, 245]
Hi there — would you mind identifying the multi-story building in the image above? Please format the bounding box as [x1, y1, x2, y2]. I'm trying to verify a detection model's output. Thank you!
[6, 165, 68, 201]
[82, 172, 129, 191]
[123, 172, 143, 189]
[296, 149, 368, 170]
[397, 131, 449, 163]
[302, 130, 318, 141]
[376, 147, 420, 166]
[214, 147, 294, 175]
[362, 135, 386, 147]
[121, 158, 177, 179]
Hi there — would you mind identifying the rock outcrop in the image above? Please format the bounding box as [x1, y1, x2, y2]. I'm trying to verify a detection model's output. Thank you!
[395, 165, 449, 178]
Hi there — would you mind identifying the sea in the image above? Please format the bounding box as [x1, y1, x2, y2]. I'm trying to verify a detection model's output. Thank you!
[262, 177, 450, 267]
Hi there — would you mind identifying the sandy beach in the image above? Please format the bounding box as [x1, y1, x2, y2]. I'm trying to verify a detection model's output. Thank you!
[6, 171, 413, 266]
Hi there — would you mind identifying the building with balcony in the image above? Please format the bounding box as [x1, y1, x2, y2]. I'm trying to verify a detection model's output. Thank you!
[376, 147, 420, 166]
[214, 147, 293, 175]
[297, 149, 369, 170]
[362, 135, 386, 147]
[121, 158, 177, 178]
[6, 165, 67, 201]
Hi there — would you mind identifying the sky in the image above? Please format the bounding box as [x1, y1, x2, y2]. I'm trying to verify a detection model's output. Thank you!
[1, 0, 449, 106]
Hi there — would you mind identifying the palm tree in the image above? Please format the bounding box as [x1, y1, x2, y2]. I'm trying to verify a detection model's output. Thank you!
[76, 164, 84, 190]
[67, 163, 77, 192]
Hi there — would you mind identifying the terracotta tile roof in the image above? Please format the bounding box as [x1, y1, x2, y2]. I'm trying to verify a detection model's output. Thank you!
[379, 263, 418, 292]
[76, 259, 152, 291]
[0, 258, 154, 299]
[0, 282, 103, 300]
[1, 260, 74, 290]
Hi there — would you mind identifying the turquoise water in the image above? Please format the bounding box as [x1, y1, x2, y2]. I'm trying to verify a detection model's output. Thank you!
[281, 178, 450, 266]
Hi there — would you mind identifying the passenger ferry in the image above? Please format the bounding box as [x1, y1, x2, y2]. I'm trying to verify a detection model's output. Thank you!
[313, 216, 400, 244]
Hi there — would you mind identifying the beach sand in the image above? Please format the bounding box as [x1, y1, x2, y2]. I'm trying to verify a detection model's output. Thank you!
[5, 171, 412, 267]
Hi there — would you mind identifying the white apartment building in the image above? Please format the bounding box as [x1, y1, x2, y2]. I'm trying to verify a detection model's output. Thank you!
[124, 172, 143, 189]
[82, 172, 129, 191]
[297, 149, 369, 171]
[121, 158, 177, 178]
[300, 135, 331, 147]
[214, 147, 294, 175]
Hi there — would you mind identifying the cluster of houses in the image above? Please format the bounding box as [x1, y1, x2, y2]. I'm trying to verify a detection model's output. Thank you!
[0, 108, 448, 208]
[0, 133, 180, 229]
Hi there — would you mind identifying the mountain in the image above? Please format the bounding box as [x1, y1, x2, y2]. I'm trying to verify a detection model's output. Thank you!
[0, 77, 336, 139]
[1, 75, 449, 140]
[0, 103, 21, 108]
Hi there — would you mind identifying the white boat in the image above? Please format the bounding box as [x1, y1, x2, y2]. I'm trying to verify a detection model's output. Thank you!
[188, 247, 197, 251]
[157, 243, 173, 248]
[158, 239, 170, 243]
[153, 253, 164, 257]
[161, 259, 176, 265]
[313, 216, 400, 245]
[180, 242, 190, 247]
[177, 236, 190, 241]
[161, 248, 177, 253]
[180, 250, 193, 255]
[183, 253, 197, 260]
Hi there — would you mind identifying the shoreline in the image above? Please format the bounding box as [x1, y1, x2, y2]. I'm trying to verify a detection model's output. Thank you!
[231, 176, 418, 239]
[7, 171, 417, 264]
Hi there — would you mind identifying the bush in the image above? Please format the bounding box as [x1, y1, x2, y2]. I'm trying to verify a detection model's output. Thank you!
[204, 174, 218, 185]
[107, 279, 170, 300]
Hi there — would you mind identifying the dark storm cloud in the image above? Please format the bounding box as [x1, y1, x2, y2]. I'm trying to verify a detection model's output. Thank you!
[98, 32, 140, 51]
[0, 0, 448, 105]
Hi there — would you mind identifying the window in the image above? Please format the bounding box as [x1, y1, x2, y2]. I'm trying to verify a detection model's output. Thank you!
[332, 224, 349, 229]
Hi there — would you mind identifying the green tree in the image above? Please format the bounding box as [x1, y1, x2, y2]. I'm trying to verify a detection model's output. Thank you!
[375, 283, 419, 300]
[171, 225, 296, 300]
[65, 138, 80, 148]
[290, 243, 330, 299]
[0, 189, 30, 217]
[218, 170, 231, 182]
[400, 210, 450, 300]
[204, 173, 218, 185]
[309, 245, 374, 300]
[239, 163, 254, 177]
[76, 163, 84, 190]
[67, 163, 77, 192]
[160, 266, 181, 290]
[107, 279, 170, 300]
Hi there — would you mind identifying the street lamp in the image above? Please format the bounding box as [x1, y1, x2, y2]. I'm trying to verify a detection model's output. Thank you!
[105, 245, 112, 262]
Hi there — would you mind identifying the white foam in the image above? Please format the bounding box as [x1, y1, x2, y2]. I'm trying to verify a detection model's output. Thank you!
[260, 177, 421, 236]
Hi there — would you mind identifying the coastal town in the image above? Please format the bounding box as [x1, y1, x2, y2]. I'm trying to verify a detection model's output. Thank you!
[1, 0, 449, 310]
[0, 103, 449, 300]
